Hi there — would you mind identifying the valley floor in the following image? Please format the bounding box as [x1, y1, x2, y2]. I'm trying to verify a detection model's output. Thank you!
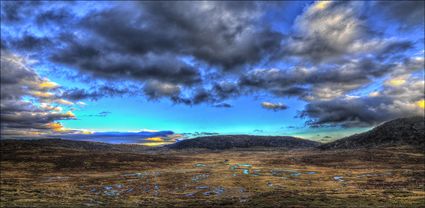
[1, 141, 424, 207]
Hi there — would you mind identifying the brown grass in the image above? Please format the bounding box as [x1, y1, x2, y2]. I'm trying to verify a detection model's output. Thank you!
[1, 144, 424, 207]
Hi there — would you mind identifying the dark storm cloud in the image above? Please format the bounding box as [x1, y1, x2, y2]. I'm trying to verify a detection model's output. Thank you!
[0, 1, 41, 23]
[299, 97, 392, 127]
[52, 47, 202, 86]
[1, 1, 75, 25]
[185, 84, 240, 106]
[1, 105, 75, 130]
[73, 2, 283, 70]
[286, 38, 412, 63]
[212, 82, 240, 100]
[374, 1, 425, 29]
[1, 1, 424, 129]
[283, 1, 414, 63]
[299, 78, 425, 127]
[299, 96, 406, 128]
[1, 50, 40, 99]
[10, 34, 53, 51]
[143, 80, 181, 100]
[35, 8, 73, 25]
[191, 89, 214, 104]
[61, 86, 134, 101]
[0, 51, 79, 137]
[41, 1, 283, 97]
[239, 57, 402, 100]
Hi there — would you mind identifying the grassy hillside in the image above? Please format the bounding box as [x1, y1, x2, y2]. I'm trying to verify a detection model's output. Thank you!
[168, 135, 321, 150]
[319, 117, 424, 150]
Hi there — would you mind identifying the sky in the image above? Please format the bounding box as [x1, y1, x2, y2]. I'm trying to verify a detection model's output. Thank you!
[1, 1, 424, 141]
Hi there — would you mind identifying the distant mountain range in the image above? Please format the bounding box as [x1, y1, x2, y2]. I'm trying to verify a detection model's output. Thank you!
[58, 130, 175, 144]
[168, 135, 320, 150]
[318, 117, 424, 150]
[90, 130, 174, 137]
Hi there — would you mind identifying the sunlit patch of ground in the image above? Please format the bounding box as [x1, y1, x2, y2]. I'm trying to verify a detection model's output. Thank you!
[145, 137, 165, 142]
[141, 141, 175, 147]
[141, 135, 183, 146]
[1, 143, 424, 207]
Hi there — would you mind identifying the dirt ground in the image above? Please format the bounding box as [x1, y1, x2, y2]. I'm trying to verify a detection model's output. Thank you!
[1, 143, 424, 207]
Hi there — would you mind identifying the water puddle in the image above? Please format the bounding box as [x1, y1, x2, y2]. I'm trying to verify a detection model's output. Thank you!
[238, 164, 252, 168]
[104, 190, 119, 197]
[185, 192, 196, 197]
[271, 169, 302, 177]
[203, 186, 225, 196]
[103, 184, 124, 197]
[358, 173, 377, 177]
[305, 171, 317, 175]
[83, 199, 104, 207]
[89, 171, 163, 197]
[194, 163, 206, 167]
[230, 163, 252, 170]
[230, 165, 239, 171]
[192, 174, 209, 182]
[251, 169, 261, 176]
[122, 172, 144, 178]
[357, 172, 392, 178]
[333, 176, 344, 182]
[290, 172, 301, 177]
[154, 184, 160, 196]
[196, 186, 209, 190]
[230, 163, 258, 176]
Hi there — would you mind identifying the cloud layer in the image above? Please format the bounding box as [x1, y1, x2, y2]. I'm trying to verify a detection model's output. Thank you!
[1, 1, 424, 135]
[1, 51, 80, 137]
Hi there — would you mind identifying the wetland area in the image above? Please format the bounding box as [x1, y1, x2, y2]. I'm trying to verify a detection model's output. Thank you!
[1, 139, 424, 207]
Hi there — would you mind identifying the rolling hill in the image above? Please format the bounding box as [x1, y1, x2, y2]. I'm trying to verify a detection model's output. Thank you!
[319, 117, 424, 150]
[0, 139, 150, 153]
[168, 135, 320, 150]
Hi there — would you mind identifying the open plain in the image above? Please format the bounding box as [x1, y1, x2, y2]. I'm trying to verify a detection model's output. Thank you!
[1, 140, 424, 208]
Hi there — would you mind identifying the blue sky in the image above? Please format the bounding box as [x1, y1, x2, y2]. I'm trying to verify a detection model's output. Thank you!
[1, 1, 423, 141]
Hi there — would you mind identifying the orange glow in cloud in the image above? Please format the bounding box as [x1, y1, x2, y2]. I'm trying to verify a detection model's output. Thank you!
[65, 111, 76, 118]
[40, 103, 62, 112]
[31, 91, 54, 98]
[314, 1, 331, 10]
[368, 91, 380, 97]
[56, 99, 74, 106]
[39, 81, 59, 89]
[387, 78, 406, 86]
[29, 131, 43, 135]
[46, 122, 67, 132]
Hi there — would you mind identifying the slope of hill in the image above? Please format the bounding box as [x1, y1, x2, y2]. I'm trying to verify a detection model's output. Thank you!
[319, 117, 424, 150]
[0, 139, 151, 153]
[168, 135, 320, 150]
